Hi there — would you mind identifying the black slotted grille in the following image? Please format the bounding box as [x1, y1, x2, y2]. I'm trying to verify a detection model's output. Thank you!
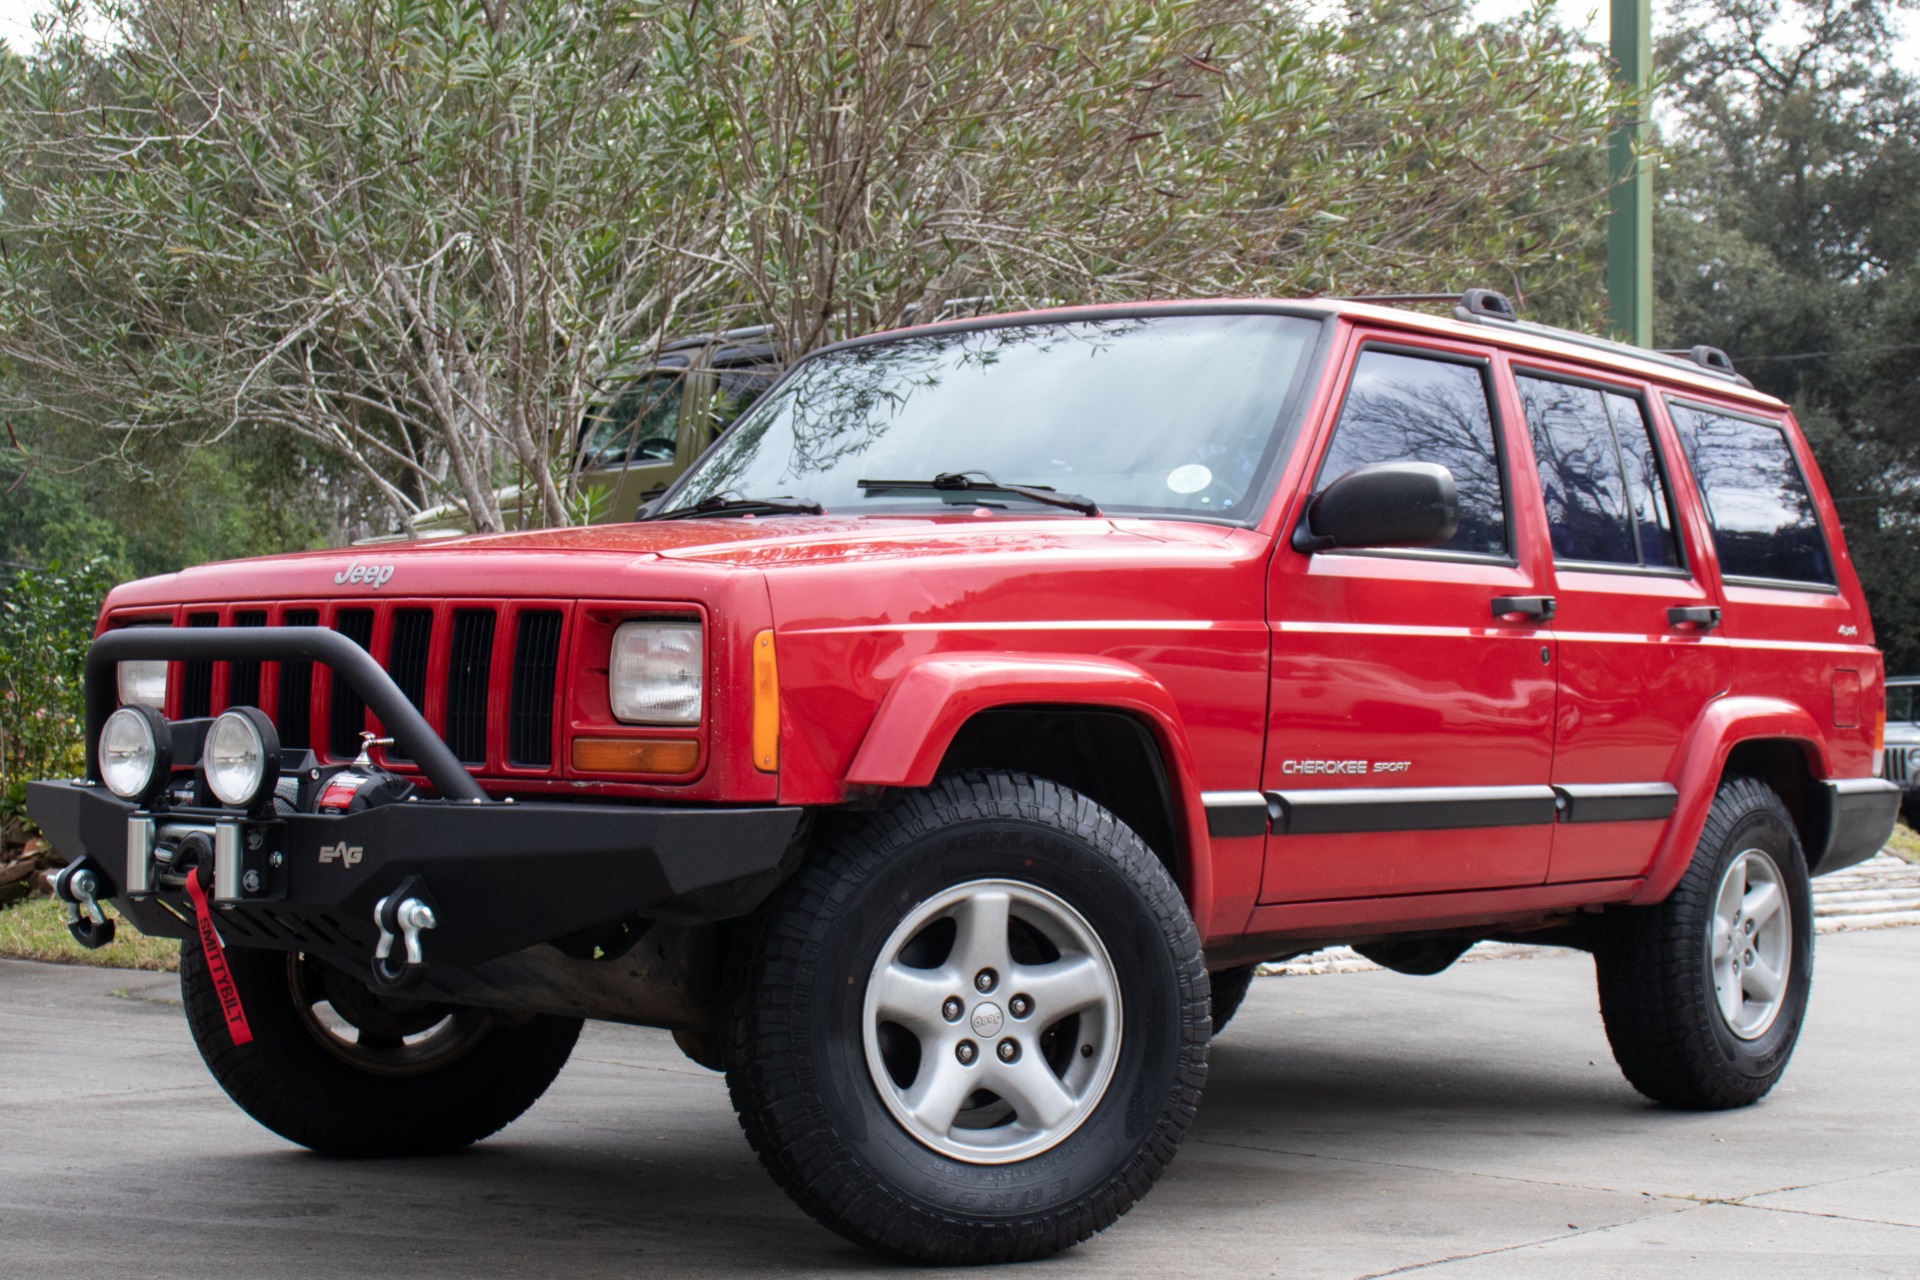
[277, 609, 319, 749]
[181, 613, 218, 717]
[386, 610, 434, 763]
[508, 611, 564, 767]
[328, 609, 375, 758]
[227, 611, 267, 709]
[445, 609, 496, 765]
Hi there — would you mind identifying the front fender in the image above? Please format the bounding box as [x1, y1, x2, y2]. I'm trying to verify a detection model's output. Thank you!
[843, 653, 1215, 931]
[1633, 696, 1831, 905]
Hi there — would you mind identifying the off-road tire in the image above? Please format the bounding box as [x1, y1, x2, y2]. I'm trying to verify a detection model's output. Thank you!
[181, 935, 581, 1157]
[725, 771, 1209, 1264]
[1209, 964, 1257, 1035]
[1594, 776, 1814, 1109]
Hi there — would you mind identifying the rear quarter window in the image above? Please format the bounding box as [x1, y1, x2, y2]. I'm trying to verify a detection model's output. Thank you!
[1666, 402, 1833, 586]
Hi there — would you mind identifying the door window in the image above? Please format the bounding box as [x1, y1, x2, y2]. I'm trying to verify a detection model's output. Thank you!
[580, 372, 686, 468]
[1890, 685, 1915, 725]
[1667, 403, 1833, 585]
[1317, 349, 1508, 556]
[1518, 376, 1680, 569]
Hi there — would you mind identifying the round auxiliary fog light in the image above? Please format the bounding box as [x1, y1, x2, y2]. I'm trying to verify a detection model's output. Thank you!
[202, 707, 281, 810]
[100, 705, 173, 803]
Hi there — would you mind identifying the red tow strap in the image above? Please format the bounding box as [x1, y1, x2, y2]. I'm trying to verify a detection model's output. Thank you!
[184, 872, 253, 1046]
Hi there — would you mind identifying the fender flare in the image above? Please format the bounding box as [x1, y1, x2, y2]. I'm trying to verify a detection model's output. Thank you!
[1633, 696, 1832, 905]
[843, 653, 1215, 933]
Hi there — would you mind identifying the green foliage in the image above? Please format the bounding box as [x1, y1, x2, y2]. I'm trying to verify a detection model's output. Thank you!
[0, 0, 1628, 536]
[1, 434, 331, 583]
[1653, 0, 1920, 669]
[0, 558, 112, 845]
[0, 896, 179, 969]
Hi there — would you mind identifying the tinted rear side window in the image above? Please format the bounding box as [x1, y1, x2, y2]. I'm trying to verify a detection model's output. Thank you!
[1519, 377, 1679, 569]
[1318, 350, 1508, 557]
[1668, 404, 1832, 585]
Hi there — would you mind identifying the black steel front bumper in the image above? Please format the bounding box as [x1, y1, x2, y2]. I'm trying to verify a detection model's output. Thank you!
[27, 779, 802, 974]
[29, 623, 802, 981]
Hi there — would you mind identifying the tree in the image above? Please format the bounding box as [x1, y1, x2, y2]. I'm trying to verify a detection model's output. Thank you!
[1654, 0, 1920, 668]
[0, 0, 1629, 535]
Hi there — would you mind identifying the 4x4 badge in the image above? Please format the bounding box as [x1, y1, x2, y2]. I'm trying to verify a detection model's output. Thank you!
[318, 842, 364, 868]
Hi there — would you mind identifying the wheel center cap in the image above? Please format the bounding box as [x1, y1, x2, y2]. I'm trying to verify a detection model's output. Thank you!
[970, 1002, 1004, 1037]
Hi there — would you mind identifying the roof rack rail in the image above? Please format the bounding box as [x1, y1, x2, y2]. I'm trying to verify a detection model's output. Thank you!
[1328, 292, 1462, 305]
[1440, 288, 1754, 388]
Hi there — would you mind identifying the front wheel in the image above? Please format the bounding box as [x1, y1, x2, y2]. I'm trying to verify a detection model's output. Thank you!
[1594, 775, 1813, 1109]
[726, 772, 1209, 1264]
[181, 937, 582, 1156]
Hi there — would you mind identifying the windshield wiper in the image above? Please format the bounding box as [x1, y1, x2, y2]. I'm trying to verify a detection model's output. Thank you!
[855, 470, 1100, 516]
[649, 492, 825, 520]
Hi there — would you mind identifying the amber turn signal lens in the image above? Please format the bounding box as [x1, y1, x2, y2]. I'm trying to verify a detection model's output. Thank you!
[571, 737, 700, 776]
[752, 629, 779, 772]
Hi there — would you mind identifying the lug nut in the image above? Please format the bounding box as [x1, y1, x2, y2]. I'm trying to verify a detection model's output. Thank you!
[956, 1040, 977, 1065]
[942, 996, 964, 1022]
[997, 1038, 1020, 1063]
[1009, 994, 1032, 1018]
[975, 968, 997, 993]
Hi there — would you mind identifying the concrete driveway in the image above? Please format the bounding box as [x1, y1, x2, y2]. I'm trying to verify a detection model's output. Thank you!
[3, 928, 1917, 1279]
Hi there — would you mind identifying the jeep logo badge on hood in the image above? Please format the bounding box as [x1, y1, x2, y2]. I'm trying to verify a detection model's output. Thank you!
[335, 562, 395, 589]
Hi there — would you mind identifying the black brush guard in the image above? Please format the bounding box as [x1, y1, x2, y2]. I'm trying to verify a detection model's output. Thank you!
[29, 626, 801, 982]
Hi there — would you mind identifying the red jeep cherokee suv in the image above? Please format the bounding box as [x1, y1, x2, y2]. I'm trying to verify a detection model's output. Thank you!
[29, 291, 1899, 1264]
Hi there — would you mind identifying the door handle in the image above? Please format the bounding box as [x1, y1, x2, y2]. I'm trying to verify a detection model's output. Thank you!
[1491, 595, 1555, 621]
[1667, 605, 1722, 632]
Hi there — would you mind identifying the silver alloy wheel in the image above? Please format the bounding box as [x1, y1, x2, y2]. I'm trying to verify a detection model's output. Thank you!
[1709, 848, 1793, 1040]
[862, 878, 1123, 1164]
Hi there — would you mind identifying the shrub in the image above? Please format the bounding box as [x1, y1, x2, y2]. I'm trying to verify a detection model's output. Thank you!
[0, 558, 112, 857]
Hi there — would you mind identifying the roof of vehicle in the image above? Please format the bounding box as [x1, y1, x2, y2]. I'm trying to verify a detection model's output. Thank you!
[823, 290, 1788, 414]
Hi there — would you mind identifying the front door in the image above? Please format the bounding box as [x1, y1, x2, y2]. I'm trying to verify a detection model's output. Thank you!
[1261, 337, 1558, 903]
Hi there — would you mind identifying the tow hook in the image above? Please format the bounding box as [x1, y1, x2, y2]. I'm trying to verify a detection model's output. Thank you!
[54, 860, 116, 949]
[371, 875, 438, 991]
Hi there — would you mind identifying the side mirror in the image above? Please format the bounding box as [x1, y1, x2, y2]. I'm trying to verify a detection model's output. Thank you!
[1292, 461, 1458, 553]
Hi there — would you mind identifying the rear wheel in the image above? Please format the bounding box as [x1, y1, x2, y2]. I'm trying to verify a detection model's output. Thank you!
[1594, 776, 1813, 1109]
[181, 937, 581, 1156]
[726, 771, 1209, 1263]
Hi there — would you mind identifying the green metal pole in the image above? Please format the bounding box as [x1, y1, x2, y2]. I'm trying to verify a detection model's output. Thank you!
[1607, 0, 1652, 346]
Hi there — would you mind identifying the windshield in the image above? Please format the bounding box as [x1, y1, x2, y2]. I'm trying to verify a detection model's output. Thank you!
[660, 314, 1320, 519]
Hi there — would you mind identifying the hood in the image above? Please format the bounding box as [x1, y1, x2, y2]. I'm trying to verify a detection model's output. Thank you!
[101, 515, 1249, 610]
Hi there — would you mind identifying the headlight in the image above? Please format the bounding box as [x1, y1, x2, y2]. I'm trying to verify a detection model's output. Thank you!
[610, 620, 702, 724]
[202, 707, 281, 809]
[100, 705, 172, 803]
[117, 659, 169, 709]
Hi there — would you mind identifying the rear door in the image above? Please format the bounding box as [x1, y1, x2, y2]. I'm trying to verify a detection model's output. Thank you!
[1505, 363, 1732, 882]
[1663, 398, 1871, 771]
[1261, 335, 1558, 902]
